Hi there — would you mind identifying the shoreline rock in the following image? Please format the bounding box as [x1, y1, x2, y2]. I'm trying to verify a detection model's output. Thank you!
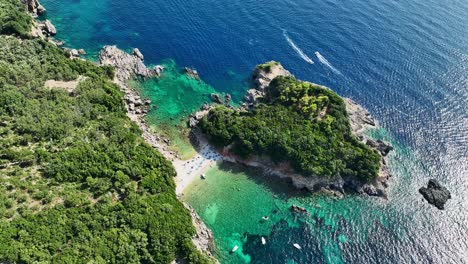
[22, 0, 46, 16]
[251, 61, 291, 92]
[43, 20, 56, 36]
[185, 67, 200, 79]
[183, 203, 217, 259]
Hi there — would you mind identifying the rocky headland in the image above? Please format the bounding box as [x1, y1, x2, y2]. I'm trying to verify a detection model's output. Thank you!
[193, 61, 394, 198]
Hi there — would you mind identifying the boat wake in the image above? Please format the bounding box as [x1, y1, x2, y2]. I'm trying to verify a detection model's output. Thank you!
[283, 30, 314, 64]
[315, 51, 342, 75]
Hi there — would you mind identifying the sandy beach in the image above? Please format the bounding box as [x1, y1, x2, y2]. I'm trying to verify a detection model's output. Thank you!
[173, 138, 222, 195]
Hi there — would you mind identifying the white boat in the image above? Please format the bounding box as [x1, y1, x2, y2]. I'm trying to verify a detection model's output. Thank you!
[231, 245, 239, 253]
[262, 216, 269, 221]
[201, 174, 206, 179]
[293, 243, 302, 250]
[261, 237, 266, 245]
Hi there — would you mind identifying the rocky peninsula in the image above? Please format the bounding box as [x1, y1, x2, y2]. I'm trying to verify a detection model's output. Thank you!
[195, 61, 393, 198]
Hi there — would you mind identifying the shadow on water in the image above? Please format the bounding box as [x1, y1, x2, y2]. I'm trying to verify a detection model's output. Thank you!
[209, 154, 311, 201]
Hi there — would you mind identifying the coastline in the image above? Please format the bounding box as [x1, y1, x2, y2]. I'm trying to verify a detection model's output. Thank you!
[24, 2, 218, 260]
[97, 45, 218, 258]
[28, 3, 391, 261]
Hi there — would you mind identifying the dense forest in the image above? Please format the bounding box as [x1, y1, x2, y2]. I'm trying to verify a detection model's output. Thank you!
[200, 74, 381, 182]
[0, 1, 212, 263]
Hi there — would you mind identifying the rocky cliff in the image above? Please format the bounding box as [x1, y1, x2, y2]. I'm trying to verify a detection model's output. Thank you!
[22, 0, 45, 16]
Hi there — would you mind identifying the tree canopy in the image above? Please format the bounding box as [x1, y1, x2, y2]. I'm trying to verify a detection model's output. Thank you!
[0, 0, 32, 37]
[0, 1, 213, 262]
[200, 75, 381, 182]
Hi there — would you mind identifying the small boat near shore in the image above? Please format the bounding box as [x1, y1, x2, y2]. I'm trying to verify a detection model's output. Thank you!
[261, 237, 266, 245]
[231, 245, 239, 253]
[293, 243, 302, 250]
[201, 174, 206, 179]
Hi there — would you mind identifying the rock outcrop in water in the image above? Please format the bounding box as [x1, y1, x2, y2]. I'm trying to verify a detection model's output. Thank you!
[419, 179, 451, 210]
[99, 45, 162, 82]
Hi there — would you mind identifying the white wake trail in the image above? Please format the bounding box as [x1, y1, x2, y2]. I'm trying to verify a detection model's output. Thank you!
[283, 30, 314, 64]
[315, 51, 342, 75]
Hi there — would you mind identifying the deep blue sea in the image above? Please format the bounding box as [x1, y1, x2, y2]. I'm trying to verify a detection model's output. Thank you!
[40, 0, 467, 263]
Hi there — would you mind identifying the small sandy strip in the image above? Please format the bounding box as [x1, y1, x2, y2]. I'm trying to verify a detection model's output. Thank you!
[173, 138, 222, 195]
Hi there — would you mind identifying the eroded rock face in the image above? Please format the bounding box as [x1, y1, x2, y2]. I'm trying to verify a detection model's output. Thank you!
[251, 62, 292, 92]
[99, 45, 161, 82]
[244, 89, 263, 105]
[419, 179, 451, 210]
[345, 98, 376, 135]
[22, 0, 46, 16]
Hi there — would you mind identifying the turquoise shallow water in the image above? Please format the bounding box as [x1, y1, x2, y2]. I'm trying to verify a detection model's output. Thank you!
[130, 59, 219, 158]
[40, 0, 468, 262]
[183, 129, 447, 263]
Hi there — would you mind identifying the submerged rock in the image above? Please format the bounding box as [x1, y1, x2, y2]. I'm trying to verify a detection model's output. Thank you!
[419, 179, 451, 210]
[210, 93, 222, 104]
[291, 205, 308, 214]
[185, 67, 199, 79]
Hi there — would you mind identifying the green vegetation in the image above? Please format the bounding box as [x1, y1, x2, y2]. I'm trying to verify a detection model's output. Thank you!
[256, 61, 280, 73]
[0, 2, 213, 262]
[0, 0, 32, 37]
[200, 75, 381, 182]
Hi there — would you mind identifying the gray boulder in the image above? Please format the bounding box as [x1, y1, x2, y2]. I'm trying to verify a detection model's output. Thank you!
[44, 20, 57, 36]
[366, 139, 394, 156]
[132, 48, 144, 60]
[419, 179, 451, 210]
